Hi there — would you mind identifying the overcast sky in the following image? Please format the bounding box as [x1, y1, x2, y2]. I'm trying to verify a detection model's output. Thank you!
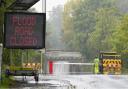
[30, 0, 67, 12]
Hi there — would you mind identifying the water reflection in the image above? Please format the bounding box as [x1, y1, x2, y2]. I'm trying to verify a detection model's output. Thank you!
[53, 61, 94, 75]
[25, 79, 72, 89]
[53, 61, 69, 75]
[20, 85, 70, 89]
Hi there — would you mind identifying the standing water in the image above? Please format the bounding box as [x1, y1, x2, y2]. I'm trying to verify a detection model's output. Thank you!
[53, 61, 69, 75]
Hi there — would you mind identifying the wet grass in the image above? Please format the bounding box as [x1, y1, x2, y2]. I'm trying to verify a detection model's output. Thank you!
[0, 74, 14, 89]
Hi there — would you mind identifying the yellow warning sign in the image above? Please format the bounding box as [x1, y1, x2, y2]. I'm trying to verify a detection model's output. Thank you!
[22, 63, 41, 70]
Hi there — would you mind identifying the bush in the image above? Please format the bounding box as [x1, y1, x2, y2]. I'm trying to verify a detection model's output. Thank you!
[0, 66, 14, 88]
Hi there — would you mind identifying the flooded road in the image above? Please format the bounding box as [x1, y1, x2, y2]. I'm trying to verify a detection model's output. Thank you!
[12, 74, 128, 89]
[12, 75, 74, 89]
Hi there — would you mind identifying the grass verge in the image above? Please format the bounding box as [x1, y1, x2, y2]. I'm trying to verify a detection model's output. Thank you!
[0, 74, 14, 89]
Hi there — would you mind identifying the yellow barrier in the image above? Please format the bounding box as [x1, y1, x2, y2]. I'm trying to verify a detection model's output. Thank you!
[22, 63, 41, 70]
[102, 59, 121, 74]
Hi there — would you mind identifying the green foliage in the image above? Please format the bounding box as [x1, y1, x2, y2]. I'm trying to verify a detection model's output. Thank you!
[0, 0, 15, 65]
[62, 0, 128, 62]
[2, 48, 10, 65]
[0, 0, 15, 43]
[86, 7, 120, 58]
[63, 0, 121, 59]
[113, 15, 128, 49]
[0, 74, 12, 88]
[112, 15, 128, 60]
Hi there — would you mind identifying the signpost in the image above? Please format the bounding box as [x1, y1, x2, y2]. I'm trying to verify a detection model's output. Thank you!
[0, 44, 2, 81]
[0, 0, 1, 5]
[3, 0, 46, 77]
[4, 12, 46, 49]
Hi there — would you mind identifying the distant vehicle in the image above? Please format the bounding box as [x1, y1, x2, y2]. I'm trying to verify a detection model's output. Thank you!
[99, 51, 122, 74]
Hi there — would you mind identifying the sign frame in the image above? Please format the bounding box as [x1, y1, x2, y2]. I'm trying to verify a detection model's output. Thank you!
[4, 12, 46, 49]
[0, 44, 2, 81]
[8, 0, 40, 10]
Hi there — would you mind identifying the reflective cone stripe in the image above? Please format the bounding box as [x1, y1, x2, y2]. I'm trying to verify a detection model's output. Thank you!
[103, 60, 105, 64]
[118, 60, 121, 64]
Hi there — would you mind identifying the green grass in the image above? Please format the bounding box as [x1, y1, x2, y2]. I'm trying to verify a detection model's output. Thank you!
[0, 74, 14, 89]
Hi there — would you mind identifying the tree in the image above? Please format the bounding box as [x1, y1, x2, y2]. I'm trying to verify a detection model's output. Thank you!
[63, 0, 119, 60]
[112, 15, 128, 57]
[0, 0, 14, 65]
[110, 14, 128, 70]
[0, 0, 14, 43]
[87, 8, 120, 59]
